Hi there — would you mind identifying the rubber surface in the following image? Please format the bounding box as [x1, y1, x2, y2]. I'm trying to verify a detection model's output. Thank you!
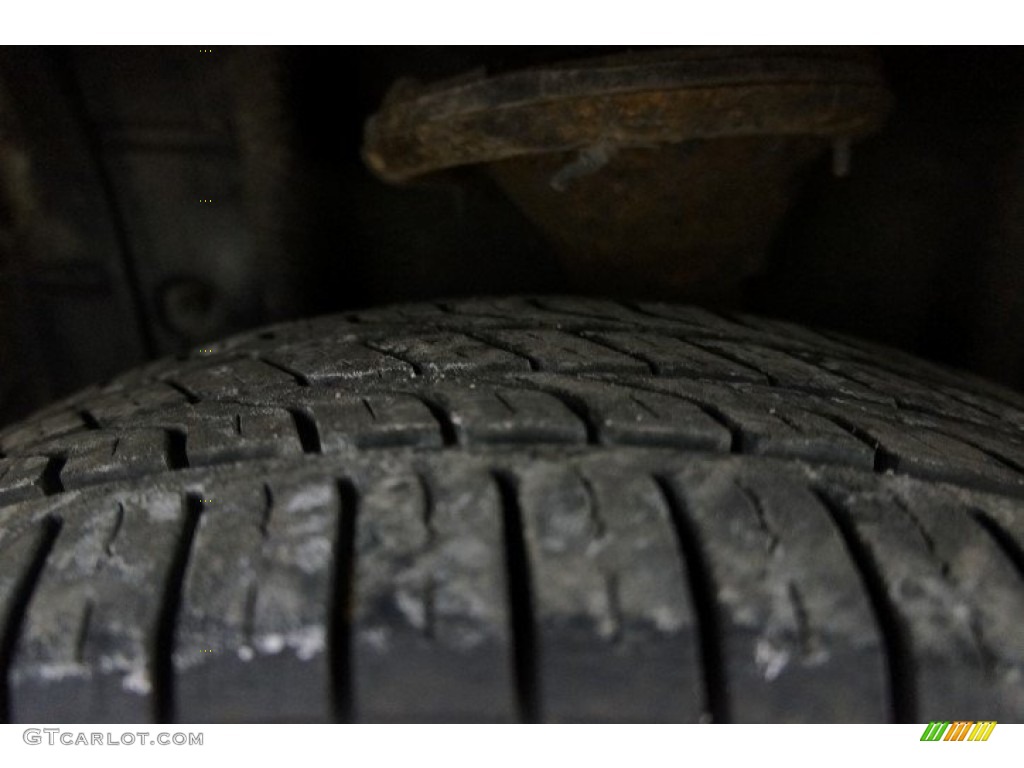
[1, 297, 1024, 723]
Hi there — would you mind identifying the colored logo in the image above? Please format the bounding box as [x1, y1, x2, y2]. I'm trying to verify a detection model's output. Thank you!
[920, 721, 997, 741]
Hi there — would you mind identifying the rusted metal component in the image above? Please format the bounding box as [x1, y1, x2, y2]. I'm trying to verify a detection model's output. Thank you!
[363, 47, 892, 300]
[364, 48, 891, 182]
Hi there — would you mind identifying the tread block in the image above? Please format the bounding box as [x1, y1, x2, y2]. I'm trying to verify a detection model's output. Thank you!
[0, 515, 57, 722]
[845, 413, 1024, 493]
[369, 333, 531, 375]
[175, 480, 340, 722]
[817, 358, 998, 424]
[693, 341, 890, 403]
[0, 456, 51, 505]
[22, 406, 307, 481]
[0, 519, 56, 651]
[588, 332, 767, 382]
[300, 394, 443, 451]
[60, 429, 174, 490]
[516, 465, 701, 722]
[892, 413, 1024, 473]
[481, 330, 649, 373]
[934, 384, 1024, 432]
[728, 314, 861, 355]
[72, 384, 189, 425]
[186, 404, 303, 466]
[977, 496, 1024, 557]
[824, 483, 1024, 720]
[9, 491, 184, 723]
[532, 377, 731, 451]
[529, 297, 649, 325]
[352, 469, 514, 722]
[818, 330, 1017, 397]
[632, 379, 876, 468]
[665, 464, 888, 722]
[168, 358, 300, 398]
[263, 338, 414, 383]
[0, 410, 92, 454]
[593, 391, 732, 451]
[434, 388, 587, 445]
[100, 403, 304, 467]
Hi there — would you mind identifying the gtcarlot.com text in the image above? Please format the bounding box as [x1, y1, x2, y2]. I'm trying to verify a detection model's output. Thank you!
[23, 729, 203, 746]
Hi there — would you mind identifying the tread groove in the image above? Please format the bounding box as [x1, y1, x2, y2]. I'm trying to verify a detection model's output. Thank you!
[0, 514, 62, 723]
[493, 470, 539, 724]
[734, 482, 781, 554]
[603, 574, 624, 646]
[242, 582, 258, 649]
[895, 500, 995, 674]
[694, 403, 744, 454]
[163, 379, 201, 404]
[814, 490, 914, 723]
[786, 582, 815, 659]
[289, 408, 322, 454]
[574, 333, 657, 374]
[415, 396, 459, 447]
[103, 502, 126, 557]
[361, 398, 377, 421]
[594, 376, 745, 453]
[330, 479, 358, 723]
[416, 474, 436, 543]
[74, 600, 94, 664]
[684, 340, 782, 387]
[257, 355, 312, 387]
[40, 456, 66, 495]
[77, 410, 102, 430]
[819, 414, 888, 470]
[577, 472, 606, 540]
[655, 475, 728, 724]
[540, 390, 600, 445]
[957, 438, 1024, 477]
[165, 430, 189, 470]
[258, 483, 273, 539]
[365, 343, 424, 377]
[154, 494, 203, 723]
[971, 511, 1024, 583]
[466, 332, 541, 372]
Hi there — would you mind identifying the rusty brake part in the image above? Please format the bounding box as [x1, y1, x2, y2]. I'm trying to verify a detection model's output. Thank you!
[362, 48, 892, 302]
[363, 48, 891, 183]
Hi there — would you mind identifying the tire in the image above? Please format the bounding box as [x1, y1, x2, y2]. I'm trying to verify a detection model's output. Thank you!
[1, 296, 1023, 724]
